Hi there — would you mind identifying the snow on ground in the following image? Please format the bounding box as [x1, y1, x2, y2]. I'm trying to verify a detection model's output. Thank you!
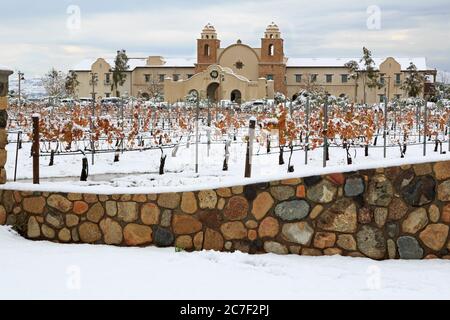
[3, 137, 450, 194]
[0, 226, 449, 300]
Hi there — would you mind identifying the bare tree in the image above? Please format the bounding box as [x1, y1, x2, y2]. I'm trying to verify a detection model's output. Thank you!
[144, 77, 164, 102]
[42, 68, 66, 98]
[437, 70, 450, 84]
[299, 73, 324, 94]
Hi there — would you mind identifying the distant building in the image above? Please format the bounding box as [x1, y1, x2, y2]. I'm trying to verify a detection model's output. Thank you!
[71, 23, 436, 104]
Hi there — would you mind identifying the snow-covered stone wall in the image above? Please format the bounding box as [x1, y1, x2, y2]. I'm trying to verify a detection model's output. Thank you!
[1, 160, 450, 260]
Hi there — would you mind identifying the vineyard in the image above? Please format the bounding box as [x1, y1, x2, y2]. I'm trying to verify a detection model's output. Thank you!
[5, 93, 450, 191]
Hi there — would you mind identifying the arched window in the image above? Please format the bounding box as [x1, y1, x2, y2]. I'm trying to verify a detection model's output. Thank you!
[268, 44, 275, 56]
[206, 35, 209, 39]
[270, 34, 274, 39]
[204, 44, 210, 57]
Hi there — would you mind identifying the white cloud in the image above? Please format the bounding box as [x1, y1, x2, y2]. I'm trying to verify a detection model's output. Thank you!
[0, 0, 449, 75]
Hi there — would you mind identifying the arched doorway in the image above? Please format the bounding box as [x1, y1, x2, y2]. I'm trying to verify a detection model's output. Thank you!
[231, 90, 242, 104]
[207, 82, 220, 102]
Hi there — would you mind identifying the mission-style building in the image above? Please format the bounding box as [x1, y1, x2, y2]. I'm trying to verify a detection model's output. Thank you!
[71, 23, 436, 104]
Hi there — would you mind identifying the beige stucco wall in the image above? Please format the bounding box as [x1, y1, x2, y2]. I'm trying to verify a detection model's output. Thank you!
[131, 67, 195, 97]
[286, 66, 357, 101]
[218, 44, 260, 81]
[74, 58, 132, 99]
[286, 60, 428, 104]
[164, 65, 273, 103]
[378, 57, 404, 101]
[72, 46, 431, 104]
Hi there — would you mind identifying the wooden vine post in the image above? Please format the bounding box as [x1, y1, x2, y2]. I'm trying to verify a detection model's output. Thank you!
[245, 117, 256, 178]
[323, 96, 328, 168]
[195, 99, 199, 174]
[305, 97, 310, 165]
[13, 131, 21, 182]
[383, 96, 388, 159]
[423, 100, 428, 157]
[448, 110, 450, 152]
[32, 115, 40, 184]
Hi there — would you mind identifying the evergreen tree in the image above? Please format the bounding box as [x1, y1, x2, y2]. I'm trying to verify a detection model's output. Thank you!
[360, 47, 384, 104]
[65, 71, 80, 98]
[401, 62, 425, 98]
[111, 49, 129, 98]
[42, 68, 66, 98]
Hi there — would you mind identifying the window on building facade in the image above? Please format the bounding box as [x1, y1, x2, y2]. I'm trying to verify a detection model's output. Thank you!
[105, 73, 111, 85]
[266, 74, 274, 81]
[380, 74, 386, 86]
[204, 44, 210, 57]
[105, 93, 111, 98]
[311, 74, 318, 83]
[379, 94, 386, 103]
[295, 74, 302, 83]
[173, 74, 180, 82]
[268, 44, 274, 56]
[159, 74, 165, 83]
[326, 74, 333, 83]
[145, 74, 151, 83]
[341, 74, 349, 83]
[395, 73, 401, 85]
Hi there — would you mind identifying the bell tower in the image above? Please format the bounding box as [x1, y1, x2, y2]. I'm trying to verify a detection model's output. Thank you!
[259, 22, 286, 94]
[195, 23, 220, 73]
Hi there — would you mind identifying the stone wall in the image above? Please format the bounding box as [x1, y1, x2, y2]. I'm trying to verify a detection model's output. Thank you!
[1, 160, 450, 260]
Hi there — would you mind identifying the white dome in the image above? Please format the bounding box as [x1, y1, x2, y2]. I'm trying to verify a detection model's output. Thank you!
[202, 23, 216, 33]
[266, 22, 280, 32]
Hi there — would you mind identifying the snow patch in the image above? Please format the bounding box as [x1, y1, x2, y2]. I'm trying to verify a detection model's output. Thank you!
[0, 225, 449, 299]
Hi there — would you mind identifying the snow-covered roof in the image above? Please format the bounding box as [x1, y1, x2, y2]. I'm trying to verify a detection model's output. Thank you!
[287, 57, 429, 70]
[0, 66, 13, 72]
[287, 57, 428, 70]
[161, 58, 196, 68]
[72, 57, 195, 71]
[72, 56, 430, 72]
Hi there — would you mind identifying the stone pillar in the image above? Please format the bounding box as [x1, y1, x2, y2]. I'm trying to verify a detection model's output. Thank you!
[266, 79, 275, 99]
[0, 68, 13, 184]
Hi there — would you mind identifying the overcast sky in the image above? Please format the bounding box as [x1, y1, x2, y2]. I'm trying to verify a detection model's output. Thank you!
[1, 0, 449, 76]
